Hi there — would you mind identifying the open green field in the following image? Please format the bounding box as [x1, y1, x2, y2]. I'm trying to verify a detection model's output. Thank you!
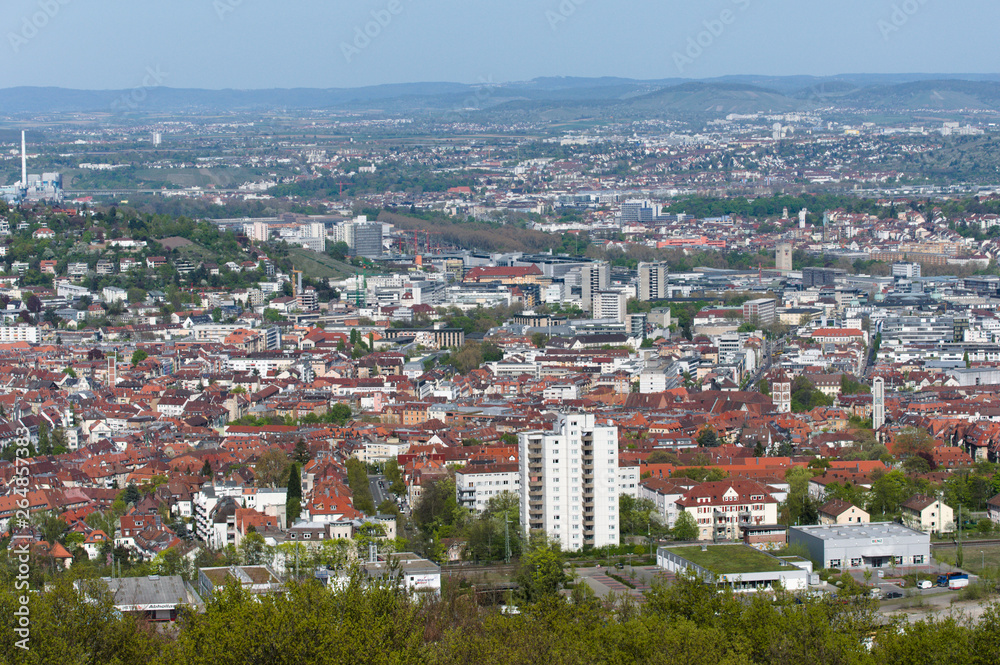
[285, 246, 356, 280]
[667, 545, 787, 575]
[934, 543, 1000, 578]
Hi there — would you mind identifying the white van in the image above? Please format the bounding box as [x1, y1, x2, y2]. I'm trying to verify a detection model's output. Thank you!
[917, 580, 933, 590]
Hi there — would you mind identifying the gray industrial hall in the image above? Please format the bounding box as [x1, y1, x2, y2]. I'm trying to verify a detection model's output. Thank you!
[789, 523, 930, 570]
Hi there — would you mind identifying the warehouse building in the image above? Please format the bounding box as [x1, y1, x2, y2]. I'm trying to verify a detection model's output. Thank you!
[789, 522, 930, 570]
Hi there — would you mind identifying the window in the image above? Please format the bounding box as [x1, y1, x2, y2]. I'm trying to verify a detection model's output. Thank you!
[913, 555, 924, 564]
[829, 559, 842, 568]
[851, 558, 861, 567]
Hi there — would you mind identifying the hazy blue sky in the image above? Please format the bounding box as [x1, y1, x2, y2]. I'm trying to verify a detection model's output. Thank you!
[2, 0, 998, 89]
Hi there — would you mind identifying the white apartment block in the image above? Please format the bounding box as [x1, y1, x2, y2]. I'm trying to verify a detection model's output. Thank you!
[519, 413, 620, 551]
[0, 325, 38, 343]
[592, 290, 627, 324]
[617, 462, 640, 499]
[455, 463, 520, 512]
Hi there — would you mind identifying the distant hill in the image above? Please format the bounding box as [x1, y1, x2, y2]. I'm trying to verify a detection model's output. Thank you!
[3, 74, 1000, 117]
[838, 79, 1000, 111]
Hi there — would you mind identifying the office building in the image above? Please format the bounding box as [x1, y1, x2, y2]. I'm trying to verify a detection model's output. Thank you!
[776, 243, 793, 272]
[802, 267, 837, 288]
[621, 199, 659, 223]
[346, 221, 383, 258]
[592, 290, 627, 324]
[638, 262, 668, 302]
[519, 413, 620, 551]
[579, 262, 609, 311]
[892, 262, 921, 280]
[627, 312, 648, 338]
[742, 298, 776, 325]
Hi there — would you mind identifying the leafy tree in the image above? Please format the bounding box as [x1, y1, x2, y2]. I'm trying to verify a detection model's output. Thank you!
[868, 470, 911, 517]
[514, 537, 571, 603]
[412, 476, 463, 539]
[619, 495, 663, 537]
[37, 423, 50, 455]
[671, 467, 728, 483]
[672, 510, 699, 541]
[263, 307, 285, 323]
[120, 483, 141, 506]
[647, 450, 680, 465]
[130, 349, 148, 365]
[894, 427, 935, 458]
[255, 448, 291, 488]
[286, 463, 302, 525]
[464, 491, 520, 563]
[346, 458, 376, 514]
[200, 459, 212, 477]
[127, 286, 146, 303]
[696, 427, 720, 448]
[326, 403, 353, 425]
[50, 427, 68, 454]
[293, 439, 310, 464]
[239, 530, 267, 566]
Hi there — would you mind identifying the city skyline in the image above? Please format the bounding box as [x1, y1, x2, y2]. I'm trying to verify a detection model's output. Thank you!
[1, 0, 998, 90]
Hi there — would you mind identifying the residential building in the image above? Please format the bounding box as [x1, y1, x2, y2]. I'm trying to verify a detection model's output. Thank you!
[580, 262, 609, 311]
[519, 413, 620, 551]
[0, 325, 38, 343]
[455, 463, 520, 512]
[638, 262, 668, 302]
[900, 495, 954, 534]
[592, 290, 626, 324]
[675, 479, 780, 542]
[818, 499, 870, 525]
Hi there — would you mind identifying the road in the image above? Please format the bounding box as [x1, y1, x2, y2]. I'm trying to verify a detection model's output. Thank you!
[368, 474, 388, 510]
[747, 334, 782, 391]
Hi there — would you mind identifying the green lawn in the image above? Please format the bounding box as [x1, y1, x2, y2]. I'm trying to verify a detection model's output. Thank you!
[935, 543, 1000, 577]
[285, 247, 356, 280]
[666, 546, 787, 575]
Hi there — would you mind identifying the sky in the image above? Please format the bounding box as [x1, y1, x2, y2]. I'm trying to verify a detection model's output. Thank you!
[1, 0, 999, 90]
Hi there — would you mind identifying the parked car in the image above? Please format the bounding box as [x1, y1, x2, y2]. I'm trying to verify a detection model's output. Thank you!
[883, 591, 903, 599]
[917, 580, 933, 590]
[614, 562, 625, 570]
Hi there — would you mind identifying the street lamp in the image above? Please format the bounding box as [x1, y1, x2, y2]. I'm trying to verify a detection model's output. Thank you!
[982, 550, 985, 571]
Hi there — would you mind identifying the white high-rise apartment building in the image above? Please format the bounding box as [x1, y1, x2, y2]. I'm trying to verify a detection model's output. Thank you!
[519, 413, 620, 551]
[638, 262, 668, 302]
[593, 290, 626, 324]
[580, 263, 609, 311]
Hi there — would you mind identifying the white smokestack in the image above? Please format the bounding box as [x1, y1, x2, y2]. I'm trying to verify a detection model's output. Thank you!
[21, 131, 26, 188]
